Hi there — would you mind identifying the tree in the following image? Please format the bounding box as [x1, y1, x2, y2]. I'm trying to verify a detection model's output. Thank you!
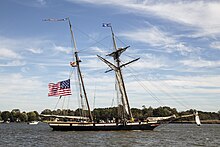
[142, 106, 153, 118]
[1, 111, 11, 122]
[41, 109, 52, 115]
[66, 109, 75, 116]
[52, 109, 62, 115]
[218, 110, 220, 120]
[11, 109, 21, 122]
[153, 107, 172, 117]
[131, 108, 143, 119]
[75, 108, 83, 116]
[33, 111, 39, 120]
[19, 112, 28, 122]
[27, 111, 37, 121]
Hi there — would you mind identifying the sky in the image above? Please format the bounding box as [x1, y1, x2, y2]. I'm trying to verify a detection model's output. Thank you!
[0, 0, 220, 113]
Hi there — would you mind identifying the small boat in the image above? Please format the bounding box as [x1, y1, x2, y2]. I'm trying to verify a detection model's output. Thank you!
[195, 111, 201, 126]
[27, 121, 39, 125]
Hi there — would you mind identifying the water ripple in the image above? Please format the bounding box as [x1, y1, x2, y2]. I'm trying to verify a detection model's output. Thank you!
[0, 123, 219, 147]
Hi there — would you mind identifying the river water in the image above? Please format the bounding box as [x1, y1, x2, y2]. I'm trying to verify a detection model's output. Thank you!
[0, 123, 219, 147]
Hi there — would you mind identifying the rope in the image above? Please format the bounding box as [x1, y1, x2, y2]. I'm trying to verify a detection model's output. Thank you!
[54, 97, 61, 110]
[124, 63, 190, 110]
[61, 97, 66, 110]
[79, 35, 111, 53]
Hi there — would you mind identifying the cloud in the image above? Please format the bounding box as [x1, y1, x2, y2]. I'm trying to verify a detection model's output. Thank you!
[0, 37, 52, 68]
[126, 73, 220, 97]
[21, 67, 30, 73]
[82, 56, 106, 70]
[0, 60, 26, 67]
[160, 75, 220, 97]
[12, 0, 47, 7]
[0, 48, 22, 59]
[0, 48, 24, 67]
[54, 45, 72, 54]
[0, 73, 44, 95]
[121, 27, 175, 47]
[0, 36, 51, 54]
[27, 48, 43, 54]
[130, 53, 168, 69]
[210, 42, 220, 50]
[0, 73, 47, 111]
[180, 58, 220, 68]
[68, 0, 220, 37]
[127, 75, 220, 95]
[120, 26, 193, 55]
[88, 46, 109, 55]
[36, 0, 46, 5]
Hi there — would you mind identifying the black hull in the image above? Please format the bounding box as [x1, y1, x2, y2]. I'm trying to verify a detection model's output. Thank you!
[49, 122, 160, 131]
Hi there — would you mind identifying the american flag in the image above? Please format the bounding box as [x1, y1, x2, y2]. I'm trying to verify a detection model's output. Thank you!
[48, 79, 72, 96]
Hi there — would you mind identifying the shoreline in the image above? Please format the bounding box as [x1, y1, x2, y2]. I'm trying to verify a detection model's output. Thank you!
[1, 120, 220, 124]
[171, 120, 220, 124]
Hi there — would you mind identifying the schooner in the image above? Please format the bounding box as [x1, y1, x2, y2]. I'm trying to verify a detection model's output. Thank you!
[42, 18, 199, 131]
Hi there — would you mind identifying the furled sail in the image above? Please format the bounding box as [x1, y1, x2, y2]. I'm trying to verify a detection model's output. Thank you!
[147, 114, 176, 123]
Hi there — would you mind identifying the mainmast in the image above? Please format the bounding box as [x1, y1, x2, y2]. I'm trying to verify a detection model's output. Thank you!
[44, 17, 93, 122]
[98, 23, 140, 122]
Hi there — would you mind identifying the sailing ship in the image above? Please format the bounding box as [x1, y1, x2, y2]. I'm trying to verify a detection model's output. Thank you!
[42, 18, 200, 131]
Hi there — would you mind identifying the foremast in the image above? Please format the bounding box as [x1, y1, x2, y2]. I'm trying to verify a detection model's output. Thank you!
[67, 18, 93, 122]
[44, 17, 93, 122]
[98, 24, 140, 123]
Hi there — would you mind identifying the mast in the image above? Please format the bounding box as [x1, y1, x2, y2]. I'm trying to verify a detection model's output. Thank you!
[98, 23, 140, 122]
[67, 18, 93, 122]
[110, 25, 132, 121]
[43, 17, 93, 122]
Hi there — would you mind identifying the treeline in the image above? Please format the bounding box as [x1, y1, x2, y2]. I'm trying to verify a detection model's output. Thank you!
[41, 106, 220, 122]
[0, 109, 39, 122]
[1, 107, 220, 123]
